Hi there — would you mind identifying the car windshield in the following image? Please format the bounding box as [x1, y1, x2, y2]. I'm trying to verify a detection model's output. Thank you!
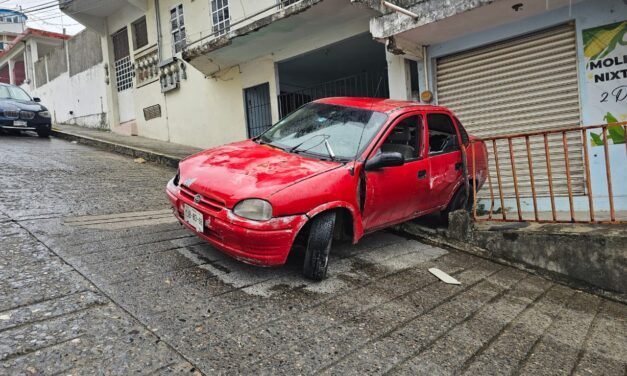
[259, 102, 387, 161]
[0, 85, 32, 101]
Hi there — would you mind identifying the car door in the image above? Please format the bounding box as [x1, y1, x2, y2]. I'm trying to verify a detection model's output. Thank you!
[425, 112, 463, 208]
[362, 113, 430, 231]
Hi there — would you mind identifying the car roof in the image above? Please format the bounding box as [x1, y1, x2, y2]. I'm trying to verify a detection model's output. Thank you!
[315, 97, 451, 114]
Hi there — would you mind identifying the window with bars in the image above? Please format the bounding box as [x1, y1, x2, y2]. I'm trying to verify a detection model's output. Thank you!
[210, 0, 230, 37]
[111, 27, 133, 92]
[170, 4, 186, 53]
[132, 16, 148, 50]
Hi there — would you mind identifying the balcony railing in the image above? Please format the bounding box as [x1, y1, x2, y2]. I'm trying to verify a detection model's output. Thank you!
[278, 70, 389, 118]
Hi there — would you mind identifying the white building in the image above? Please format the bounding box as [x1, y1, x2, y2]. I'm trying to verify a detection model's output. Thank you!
[0, 28, 109, 129]
[54, 0, 627, 214]
[0, 9, 27, 52]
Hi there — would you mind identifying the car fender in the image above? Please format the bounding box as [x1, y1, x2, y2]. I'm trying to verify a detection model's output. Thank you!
[306, 201, 364, 244]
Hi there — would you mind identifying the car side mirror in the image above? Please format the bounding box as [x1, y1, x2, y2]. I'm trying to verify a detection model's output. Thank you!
[365, 151, 405, 171]
[33, 97, 41, 102]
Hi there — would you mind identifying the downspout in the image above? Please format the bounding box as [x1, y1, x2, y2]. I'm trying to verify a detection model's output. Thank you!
[422, 45, 429, 92]
[154, 0, 171, 141]
[154, 0, 163, 61]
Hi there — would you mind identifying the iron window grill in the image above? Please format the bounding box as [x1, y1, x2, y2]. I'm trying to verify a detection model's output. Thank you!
[114, 56, 134, 92]
[170, 4, 186, 53]
[210, 0, 230, 37]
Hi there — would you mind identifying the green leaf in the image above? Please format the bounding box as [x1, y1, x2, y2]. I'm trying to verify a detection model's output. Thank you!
[590, 132, 603, 146]
[608, 125, 625, 144]
[604, 112, 619, 123]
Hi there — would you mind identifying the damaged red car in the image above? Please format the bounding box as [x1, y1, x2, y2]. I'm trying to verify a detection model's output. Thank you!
[166, 97, 487, 280]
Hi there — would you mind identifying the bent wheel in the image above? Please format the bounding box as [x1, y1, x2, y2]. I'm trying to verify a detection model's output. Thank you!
[441, 187, 469, 223]
[303, 211, 336, 281]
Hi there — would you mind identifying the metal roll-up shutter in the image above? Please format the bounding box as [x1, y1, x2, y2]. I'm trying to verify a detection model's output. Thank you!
[436, 24, 583, 198]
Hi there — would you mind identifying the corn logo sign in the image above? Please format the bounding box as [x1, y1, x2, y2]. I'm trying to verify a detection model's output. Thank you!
[583, 21, 626, 146]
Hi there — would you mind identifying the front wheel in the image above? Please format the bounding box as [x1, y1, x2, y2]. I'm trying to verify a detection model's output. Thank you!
[303, 211, 336, 281]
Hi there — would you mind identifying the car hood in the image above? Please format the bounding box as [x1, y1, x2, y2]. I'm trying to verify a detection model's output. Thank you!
[0, 98, 45, 111]
[179, 140, 341, 208]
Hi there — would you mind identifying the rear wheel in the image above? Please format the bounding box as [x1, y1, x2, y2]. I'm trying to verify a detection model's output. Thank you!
[441, 186, 470, 223]
[303, 211, 336, 281]
[37, 129, 50, 138]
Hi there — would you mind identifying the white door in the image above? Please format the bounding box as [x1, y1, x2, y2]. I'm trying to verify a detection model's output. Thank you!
[112, 27, 135, 124]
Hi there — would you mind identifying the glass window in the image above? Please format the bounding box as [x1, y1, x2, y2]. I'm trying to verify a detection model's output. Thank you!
[427, 113, 459, 155]
[132, 16, 148, 50]
[380, 115, 422, 161]
[259, 102, 388, 161]
[210, 0, 230, 36]
[0, 85, 32, 101]
[170, 4, 186, 53]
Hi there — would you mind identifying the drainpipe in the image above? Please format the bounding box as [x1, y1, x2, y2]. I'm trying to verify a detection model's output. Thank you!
[154, 0, 163, 61]
[422, 45, 429, 92]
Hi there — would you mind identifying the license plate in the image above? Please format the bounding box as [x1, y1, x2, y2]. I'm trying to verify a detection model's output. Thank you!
[183, 204, 204, 233]
[13, 120, 27, 127]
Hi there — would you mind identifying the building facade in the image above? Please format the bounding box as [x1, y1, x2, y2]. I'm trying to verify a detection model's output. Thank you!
[58, 0, 625, 212]
[0, 28, 109, 129]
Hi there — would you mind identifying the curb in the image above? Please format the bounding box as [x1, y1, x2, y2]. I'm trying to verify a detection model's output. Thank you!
[51, 129, 182, 168]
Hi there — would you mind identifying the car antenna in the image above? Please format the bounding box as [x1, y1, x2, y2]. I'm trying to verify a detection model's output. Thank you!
[350, 74, 385, 176]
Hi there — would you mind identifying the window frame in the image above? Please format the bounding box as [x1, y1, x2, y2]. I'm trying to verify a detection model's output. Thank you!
[377, 113, 424, 163]
[131, 16, 149, 51]
[170, 4, 186, 54]
[210, 0, 230, 37]
[426, 112, 461, 156]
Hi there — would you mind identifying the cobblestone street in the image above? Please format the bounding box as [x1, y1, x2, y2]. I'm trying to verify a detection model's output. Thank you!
[1, 134, 625, 375]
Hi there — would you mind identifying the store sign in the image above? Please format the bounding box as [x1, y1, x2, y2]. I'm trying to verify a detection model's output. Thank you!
[583, 21, 626, 146]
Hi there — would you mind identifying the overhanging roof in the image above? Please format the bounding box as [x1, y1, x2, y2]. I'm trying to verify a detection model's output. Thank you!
[183, 0, 379, 76]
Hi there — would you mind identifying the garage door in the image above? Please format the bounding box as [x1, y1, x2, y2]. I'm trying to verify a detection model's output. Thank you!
[436, 24, 584, 197]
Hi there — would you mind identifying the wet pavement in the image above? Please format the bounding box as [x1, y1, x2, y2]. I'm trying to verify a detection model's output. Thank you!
[1, 132, 626, 375]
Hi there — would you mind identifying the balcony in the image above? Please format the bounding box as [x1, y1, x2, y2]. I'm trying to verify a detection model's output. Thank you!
[59, 0, 147, 34]
[183, 0, 378, 76]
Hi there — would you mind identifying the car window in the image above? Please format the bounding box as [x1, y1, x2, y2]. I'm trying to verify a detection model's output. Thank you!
[454, 116, 470, 146]
[379, 115, 422, 161]
[259, 102, 388, 161]
[427, 113, 459, 155]
[0, 85, 32, 101]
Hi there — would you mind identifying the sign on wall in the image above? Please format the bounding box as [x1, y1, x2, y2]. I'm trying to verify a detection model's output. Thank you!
[583, 21, 626, 146]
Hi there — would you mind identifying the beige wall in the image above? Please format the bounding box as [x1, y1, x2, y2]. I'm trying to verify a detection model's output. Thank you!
[98, 0, 373, 149]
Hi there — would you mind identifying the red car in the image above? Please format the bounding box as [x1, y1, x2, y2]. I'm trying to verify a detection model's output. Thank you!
[166, 98, 487, 280]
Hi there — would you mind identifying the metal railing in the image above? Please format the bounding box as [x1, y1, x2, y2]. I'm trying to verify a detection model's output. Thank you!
[278, 70, 389, 118]
[470, 122, 627, 224]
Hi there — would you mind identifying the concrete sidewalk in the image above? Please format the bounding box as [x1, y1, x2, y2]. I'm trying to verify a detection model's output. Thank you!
[51, 124, 202, 167]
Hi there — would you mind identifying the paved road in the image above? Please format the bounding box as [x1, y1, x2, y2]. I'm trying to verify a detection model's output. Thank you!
[1, 133, 625, 375]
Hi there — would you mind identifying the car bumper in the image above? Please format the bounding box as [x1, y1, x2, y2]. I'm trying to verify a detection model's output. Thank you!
[166, 179, 308, 266]
[0, 121, 51, 131]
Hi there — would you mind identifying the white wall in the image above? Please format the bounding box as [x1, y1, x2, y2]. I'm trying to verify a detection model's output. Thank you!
[27, 62, 109, 129]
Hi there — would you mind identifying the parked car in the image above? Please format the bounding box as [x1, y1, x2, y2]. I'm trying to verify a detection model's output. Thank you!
[0, 83, 52, 137]
[166, 98, 488, 280]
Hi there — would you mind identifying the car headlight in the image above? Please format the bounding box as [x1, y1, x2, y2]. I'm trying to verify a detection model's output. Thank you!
[233, 199, 272, 221]
[39, 110, 51, 118]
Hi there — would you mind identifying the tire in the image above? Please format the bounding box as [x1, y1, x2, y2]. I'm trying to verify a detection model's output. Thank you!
[441, 187, 469, 223]
[303, 211, 336, 281]
[37, 129, 50, 138]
